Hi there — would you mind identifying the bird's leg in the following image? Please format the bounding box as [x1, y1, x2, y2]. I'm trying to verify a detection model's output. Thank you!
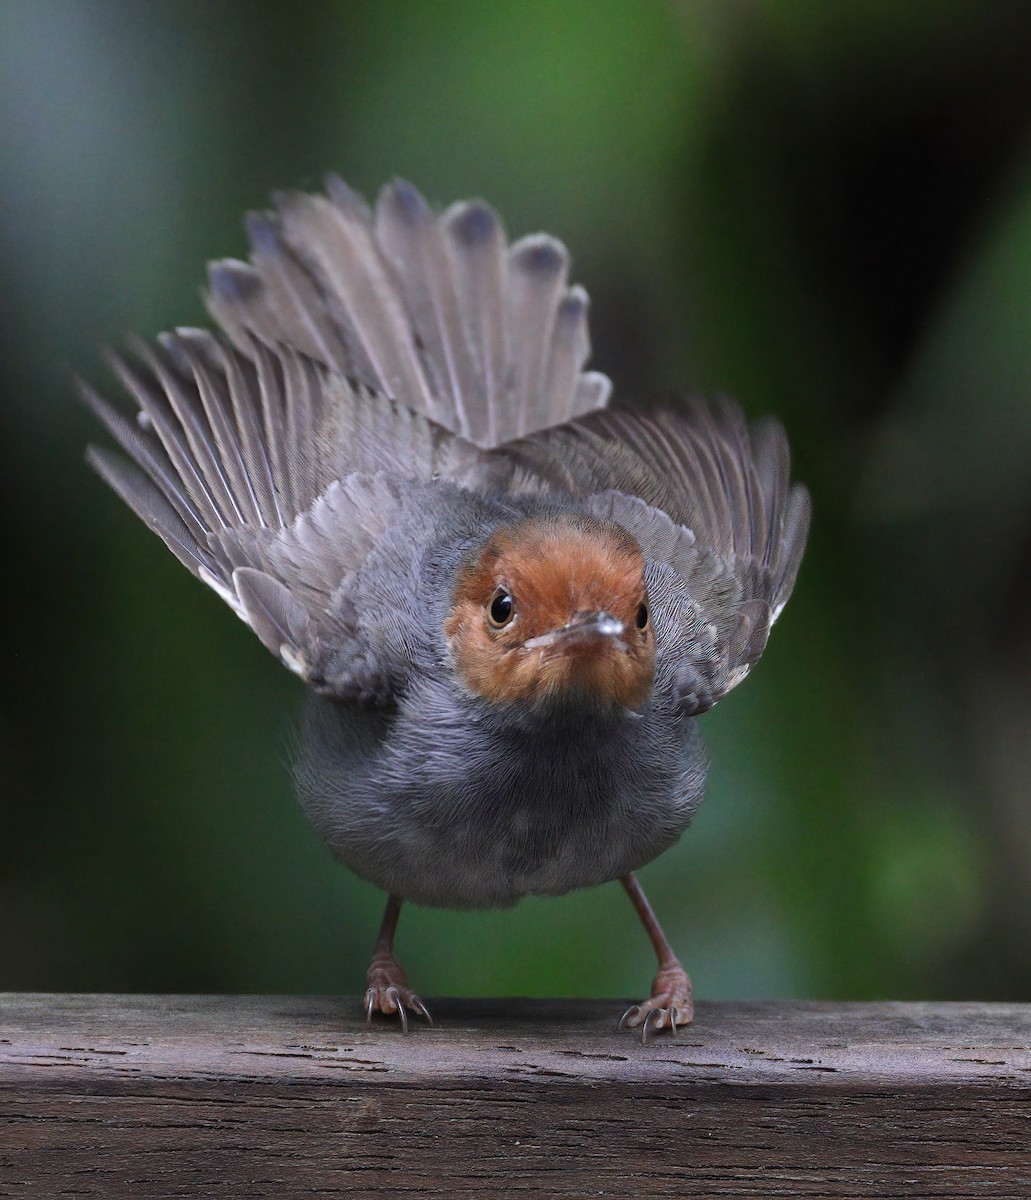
[617, 872, 693, 1041]
[364, 894, 432, 1032]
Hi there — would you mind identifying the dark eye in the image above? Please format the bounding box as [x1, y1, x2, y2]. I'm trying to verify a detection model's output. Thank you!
[488, 587, 515, 628]
[636, 602, 649, 630]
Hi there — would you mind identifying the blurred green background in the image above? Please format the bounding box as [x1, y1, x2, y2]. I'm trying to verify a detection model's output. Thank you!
[3, 0, 1031, 1007]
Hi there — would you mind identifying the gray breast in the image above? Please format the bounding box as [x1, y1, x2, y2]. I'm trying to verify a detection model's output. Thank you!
[292, 681, 707, 910]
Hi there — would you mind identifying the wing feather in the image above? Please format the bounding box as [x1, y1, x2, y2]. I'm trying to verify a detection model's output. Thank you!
[86, 445, 221, 580]
[85, 328, 481, 703]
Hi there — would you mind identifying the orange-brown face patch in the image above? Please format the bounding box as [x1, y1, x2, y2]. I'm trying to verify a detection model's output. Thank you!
[445, 514, 655, 709]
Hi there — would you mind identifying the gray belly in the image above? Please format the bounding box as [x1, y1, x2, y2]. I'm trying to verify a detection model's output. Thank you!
[293, 684, 707, 909]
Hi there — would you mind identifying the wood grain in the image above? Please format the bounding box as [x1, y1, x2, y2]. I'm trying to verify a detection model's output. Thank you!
[2, 995, 1030, 1197]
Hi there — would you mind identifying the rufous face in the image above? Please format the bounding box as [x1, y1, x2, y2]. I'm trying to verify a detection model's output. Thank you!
[445, 514, 655, 710]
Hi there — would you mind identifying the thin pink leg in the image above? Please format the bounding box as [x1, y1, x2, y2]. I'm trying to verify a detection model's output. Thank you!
[364, 894, 432, 1032]
[618, 873, 693, 1041]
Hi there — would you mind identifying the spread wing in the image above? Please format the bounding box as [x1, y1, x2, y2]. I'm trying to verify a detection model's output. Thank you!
[81, 333, 427, 701]
[82, 180, 611, 702]
[502, 399, 810, 715]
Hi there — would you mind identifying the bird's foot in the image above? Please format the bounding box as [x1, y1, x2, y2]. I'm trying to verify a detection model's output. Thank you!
[618, 960, 693, 1043]
[364, 955, 432, 1033]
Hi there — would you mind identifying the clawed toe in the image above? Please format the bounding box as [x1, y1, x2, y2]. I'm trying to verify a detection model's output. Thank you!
[618, 959, 693, 1043]
[364, 983, 433, 1032]
[617, 876, 694, 1043]
[618, 999, 693, 1042]
[363, 896, 432, 1033]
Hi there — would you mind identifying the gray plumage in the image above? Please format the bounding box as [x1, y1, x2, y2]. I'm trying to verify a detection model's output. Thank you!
[82, 177, 809, 912]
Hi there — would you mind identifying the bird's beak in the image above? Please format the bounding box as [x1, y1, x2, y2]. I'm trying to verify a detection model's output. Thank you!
[523, 612, 626, 653]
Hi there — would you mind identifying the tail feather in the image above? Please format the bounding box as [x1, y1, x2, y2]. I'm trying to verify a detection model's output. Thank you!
[374, 179, 475, 433]
[544, 286, 591, 431]
[277, 188, 436, 409]
[204, 178, 611, 449]
[442, 200, 508, 445]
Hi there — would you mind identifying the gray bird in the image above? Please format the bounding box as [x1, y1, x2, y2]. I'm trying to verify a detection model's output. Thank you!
[82, 177, 809, 1039]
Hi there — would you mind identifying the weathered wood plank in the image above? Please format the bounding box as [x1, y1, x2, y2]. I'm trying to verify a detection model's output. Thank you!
[2, 995, 1030, 1197]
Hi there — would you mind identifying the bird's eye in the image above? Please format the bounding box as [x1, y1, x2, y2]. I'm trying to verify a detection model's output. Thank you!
[636, 602, 649, 630]
[488, 587, 515, 628]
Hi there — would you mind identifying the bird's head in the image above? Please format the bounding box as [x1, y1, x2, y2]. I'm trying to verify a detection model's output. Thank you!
[445, 514, 655, 711]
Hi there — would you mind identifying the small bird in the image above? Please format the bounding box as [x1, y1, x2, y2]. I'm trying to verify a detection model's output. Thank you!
[82, 177, 809, 1040]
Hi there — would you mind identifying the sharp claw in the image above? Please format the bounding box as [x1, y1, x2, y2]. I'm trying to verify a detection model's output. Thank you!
[618, 1005, 640, 1031]
[411, 996, 433, 1026]
[669, 1007, 680, 1033]
[364, 983, 431, 1032]
[641, 1006, 664, 1044]
[384, 986, 408, 1034]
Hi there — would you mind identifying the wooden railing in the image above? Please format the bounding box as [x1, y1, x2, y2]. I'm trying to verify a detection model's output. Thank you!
[2, 995, 1030, 1196]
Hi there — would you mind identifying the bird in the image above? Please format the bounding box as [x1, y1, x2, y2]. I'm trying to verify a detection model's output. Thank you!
[81, 176, 810, 1041]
